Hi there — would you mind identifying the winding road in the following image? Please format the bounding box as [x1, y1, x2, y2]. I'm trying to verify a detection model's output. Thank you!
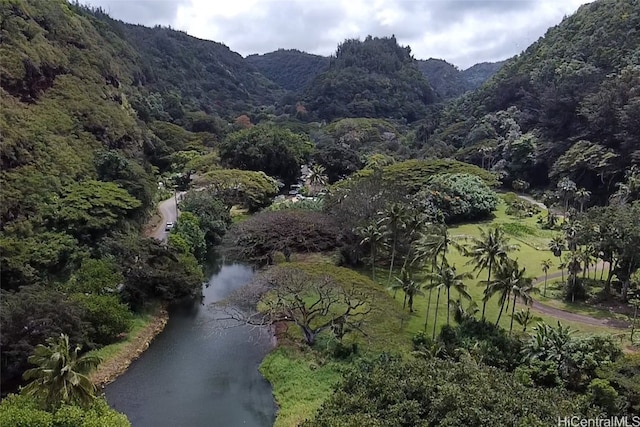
[148, 192, 185, 241]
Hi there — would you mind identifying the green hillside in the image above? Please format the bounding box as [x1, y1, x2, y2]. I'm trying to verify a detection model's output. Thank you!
[303, 36, 437, 122]
[246, 49, 329, 93]
[430, 0, 639, 198]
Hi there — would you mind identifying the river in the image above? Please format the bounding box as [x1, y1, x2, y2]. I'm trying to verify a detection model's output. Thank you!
[105, 263, 277, 427]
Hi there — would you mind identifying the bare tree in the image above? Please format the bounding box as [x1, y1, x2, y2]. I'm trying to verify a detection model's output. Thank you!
[217, 266, 372, 346]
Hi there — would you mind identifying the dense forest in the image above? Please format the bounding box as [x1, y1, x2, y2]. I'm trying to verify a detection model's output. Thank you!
[1, 0, 639, 425]
[428, 0, 640, 198]
[246, 49, 330, 93]
[416, 58, 504, 99]
[302, 36, 437, 122]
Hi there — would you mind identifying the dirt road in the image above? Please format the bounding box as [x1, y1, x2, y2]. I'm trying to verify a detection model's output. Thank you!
[530, 265, 628, 329]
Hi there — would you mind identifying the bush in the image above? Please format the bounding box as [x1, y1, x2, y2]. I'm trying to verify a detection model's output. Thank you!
[437, 318, 523, 371]
[416, 173, 499, 223]
[305, 355, 596, 426]
[0, 394, 130, 427]
[71, 294, 132, 346]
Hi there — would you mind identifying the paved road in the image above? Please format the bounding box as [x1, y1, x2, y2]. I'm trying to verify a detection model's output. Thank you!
[149, 192, 185, 241]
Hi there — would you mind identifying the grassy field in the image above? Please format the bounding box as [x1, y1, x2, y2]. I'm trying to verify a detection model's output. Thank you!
[260, 347, 343, 427]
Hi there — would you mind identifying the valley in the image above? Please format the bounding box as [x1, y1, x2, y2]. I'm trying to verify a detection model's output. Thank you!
[1, 0, 639, 425]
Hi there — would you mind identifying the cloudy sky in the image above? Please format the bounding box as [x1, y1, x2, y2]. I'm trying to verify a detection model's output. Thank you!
[83, 0, 590, 69]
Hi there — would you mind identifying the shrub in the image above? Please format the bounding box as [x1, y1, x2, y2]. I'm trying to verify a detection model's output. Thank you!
[306, 355, 596, 426]
[71, 294, 132, 346]
[416, 173, 499, 223]
[0, 394, 131, 427]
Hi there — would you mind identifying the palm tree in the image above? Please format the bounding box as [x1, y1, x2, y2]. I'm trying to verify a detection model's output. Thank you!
[556, 177, 577, 214]
[380, 203, 408, 288]
[466, 226, 518, 321]
[575, 188, 591, 213]
[22, 334, 102, 409]
[484, 258, 531, 327]
[307, 164, 328, 195]
[508, 270, 537, 336]
[356, 220, 384, 281]
[511, 308, 542, 332]
[548, 236, 565, 280]
[413, 224, 463, 331]
[390, 269, 424, 312]
[426, 263, 473, 328]
[540, 259, 552, 297]
[565, 252, 582, 302]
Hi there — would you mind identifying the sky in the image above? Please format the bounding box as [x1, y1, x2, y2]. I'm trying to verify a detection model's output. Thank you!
[82, 0, 591, 69]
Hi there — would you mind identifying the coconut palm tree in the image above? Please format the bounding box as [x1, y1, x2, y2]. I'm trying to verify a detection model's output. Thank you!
[548, 236, 565, 280]
[484, 258, 530, 327]
[380, 203, 409, 288]
[466, 226, 518, 321]
[356, 220, 385, 281]
[307, 164, 328, 195]
[426, 263, 473, 328]
[413, 224, 463, 331]
[575, 188, 591, 213]
[22, 334, 102, 409]
[390, 269, 424, 312]
[508, 271, 537, 336]
[540, 259, 552, 297]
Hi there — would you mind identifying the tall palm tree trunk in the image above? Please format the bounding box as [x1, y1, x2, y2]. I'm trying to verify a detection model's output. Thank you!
[495, 294, 508, 326]
[481, 259, 492, 321]
[423, 258, 436, 332]
[388, 236, 397, 287]
[423, 288, 433, 332]
[543, 272, 548, 297]
[509, 293, 517, 336]
[432, 288, 441, 340]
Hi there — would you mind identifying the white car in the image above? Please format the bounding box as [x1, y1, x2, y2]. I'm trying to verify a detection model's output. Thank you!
[165, 221, 174, 231]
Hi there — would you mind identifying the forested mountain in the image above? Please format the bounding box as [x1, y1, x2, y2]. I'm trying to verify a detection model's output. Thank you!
[416, 59, 468, 99]
[461, 61, 505, 89]
[246, 49, 330, 93]
[429, 0, 639, 198]
[302, 36, 437, 122]
[416, 58, 505, 99]
[110, 23, 284, 118]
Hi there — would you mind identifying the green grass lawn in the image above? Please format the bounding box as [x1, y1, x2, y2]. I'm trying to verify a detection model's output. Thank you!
[260, 347, 343, 427]
[369, 202, 626, 338]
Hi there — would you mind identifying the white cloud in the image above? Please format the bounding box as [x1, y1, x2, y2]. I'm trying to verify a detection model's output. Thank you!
[83, 0, 590, 68]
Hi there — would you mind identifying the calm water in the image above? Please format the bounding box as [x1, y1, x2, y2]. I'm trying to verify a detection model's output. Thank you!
[105, 263, 276, 427]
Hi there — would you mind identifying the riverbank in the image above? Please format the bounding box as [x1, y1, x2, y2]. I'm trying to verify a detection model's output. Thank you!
[90, 306, 169, 389]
